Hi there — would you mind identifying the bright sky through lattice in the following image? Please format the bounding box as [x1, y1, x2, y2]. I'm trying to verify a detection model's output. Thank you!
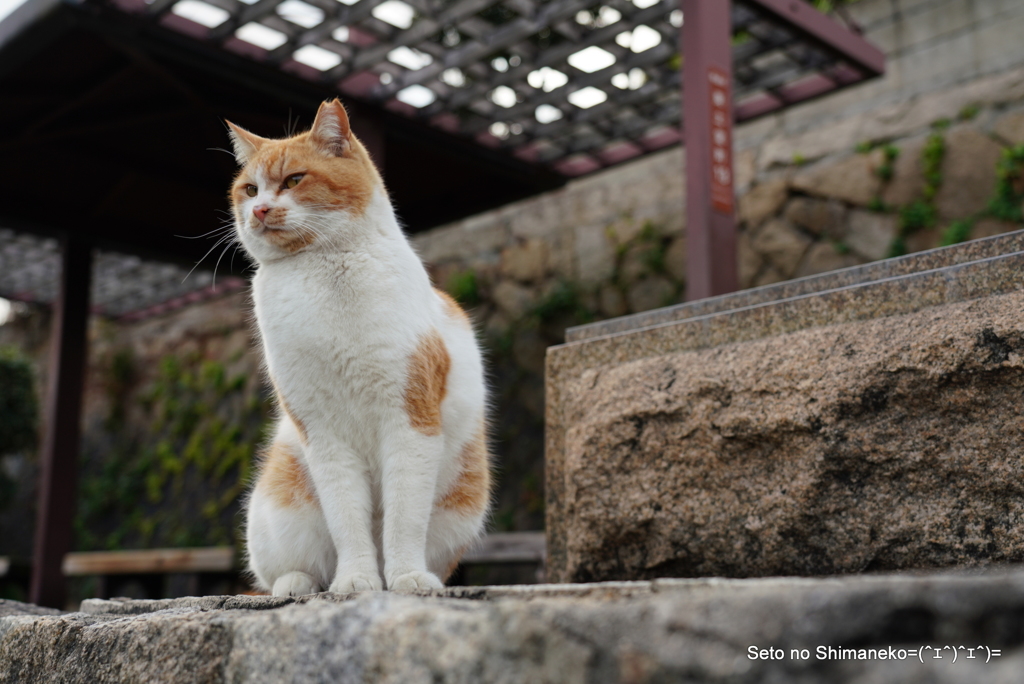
[441, 68, 466, 87]
[527, 67, 568, 92]
[293, 44, 342, 70]
[276, 0, 323, 28]
[567, 86, 607, 109]
[373, 0, 414, 29]
[396, 84, 436, 108]
[490, 85, 517, 108]
[567, 46, 616, 73]
[575, 6, 620, 28]
[535, 104, 563, 124]
[236, 23, 288, 50]
[388, 46, 433, 70]
[171, 0, 229, 27]
[612, 68, 647, 90]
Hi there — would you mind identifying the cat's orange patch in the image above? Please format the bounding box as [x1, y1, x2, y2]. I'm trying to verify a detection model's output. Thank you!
[257, 441, 317, 508]
[271, 379, 308, 444]
[278, 397, 309, 444]
[438, 428, 491, 515]
[404, 329, 451, 436]
[441, 545, 469, 583]
[434, 288, 470, 328]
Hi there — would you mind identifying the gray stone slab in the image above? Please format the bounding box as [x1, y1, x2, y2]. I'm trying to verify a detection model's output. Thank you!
[546, 245, 1024, 584]
[5, 571, 1024, 682]
[567, 231, 1024, 342]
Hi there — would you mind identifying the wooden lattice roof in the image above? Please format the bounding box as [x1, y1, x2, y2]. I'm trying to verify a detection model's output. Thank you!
[129, 0, 882, 175]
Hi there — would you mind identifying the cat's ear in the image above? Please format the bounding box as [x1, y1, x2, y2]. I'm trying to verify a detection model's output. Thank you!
[309, 99, 352, 157]
[226, 121, 267, 166]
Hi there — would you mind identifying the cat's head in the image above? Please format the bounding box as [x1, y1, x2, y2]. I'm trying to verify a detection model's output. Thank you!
[226, 99, 383, 261]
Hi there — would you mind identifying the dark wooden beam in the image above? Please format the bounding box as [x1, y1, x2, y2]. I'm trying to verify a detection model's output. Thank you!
[683, 0, 738, 301]
[30, 235, 92, 609]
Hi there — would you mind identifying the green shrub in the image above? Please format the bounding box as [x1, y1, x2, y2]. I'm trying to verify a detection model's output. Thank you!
[0, 348, 37, 455]
[987, 145, 1024, 223]
[940, 220, 974, 247]
[446, 270, 480, 306]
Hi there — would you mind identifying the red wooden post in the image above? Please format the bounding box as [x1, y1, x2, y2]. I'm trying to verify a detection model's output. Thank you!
[30, 236, 92, 608]
[683, 0, 737, 301]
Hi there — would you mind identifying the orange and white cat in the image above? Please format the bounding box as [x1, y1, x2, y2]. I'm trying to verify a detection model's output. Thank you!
[227, 99, 490, 595]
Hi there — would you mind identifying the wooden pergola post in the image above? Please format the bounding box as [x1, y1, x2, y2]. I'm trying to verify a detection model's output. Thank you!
[683, 0, 738, 301]
[30, 235, 92, 609]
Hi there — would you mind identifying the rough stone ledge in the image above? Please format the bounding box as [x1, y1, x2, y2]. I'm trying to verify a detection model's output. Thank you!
[567, 230, 1024, 342]
[5, 569, 1024, 683]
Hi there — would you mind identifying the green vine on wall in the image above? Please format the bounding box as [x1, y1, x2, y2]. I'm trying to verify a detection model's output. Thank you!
[77, 349, 272, 552]
[858, 116, 1024, 256]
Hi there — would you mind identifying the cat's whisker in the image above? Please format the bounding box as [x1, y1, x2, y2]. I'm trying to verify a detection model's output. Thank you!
[176, 225, 234, 240]
[182, 233, 235, 284]
[212, 236, 240, 287]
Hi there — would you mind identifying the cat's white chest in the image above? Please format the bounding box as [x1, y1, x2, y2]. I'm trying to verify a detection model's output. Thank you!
[251, 249, 427, 445]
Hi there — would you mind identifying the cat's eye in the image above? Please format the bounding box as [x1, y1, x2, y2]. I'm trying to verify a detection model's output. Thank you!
[284, 174, 304, 189]
[245, 185, 257, 197]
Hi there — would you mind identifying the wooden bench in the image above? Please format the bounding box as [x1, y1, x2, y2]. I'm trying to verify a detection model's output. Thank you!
[63, 547, 239, 599]
[61, 532, 547, 598]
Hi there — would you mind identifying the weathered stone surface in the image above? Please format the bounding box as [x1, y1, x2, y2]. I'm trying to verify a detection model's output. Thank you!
[935, 127, 1004, 222]
[881, 136, 926, 208]
[737, 231, 763, 289]
[663, 236, 687, 282]
[512, 328, 547, 375]
[500, 239, 549, 283]
[412, 215, 508, 264]
[993, 110, 1024, 145]
[846, 209, 899, 261]
[619, 243, 653, 283]
[791, 152, 883, 207]
[793, 242, 863, 279]
[568, 231, 1024, 342]
[9, 571, 1024, 683]
[548, 244, 1024, 583]
[574, 223, 616, 286]
[973, 218, 1020, 240]
[751, 218, 813, 277]
[738, 177, 790, 228]
[905, 227, 941, 255]
[752, 264, 786, 288]
[492, 280, 536, 319]
[0, 600, 61, 619]
[598, 284, 628, 318]
[625, 276, 675, 313]
[783, 197, 847, 239]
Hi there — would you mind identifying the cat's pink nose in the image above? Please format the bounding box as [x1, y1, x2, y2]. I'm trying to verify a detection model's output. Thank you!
[253, 205, 271, 222]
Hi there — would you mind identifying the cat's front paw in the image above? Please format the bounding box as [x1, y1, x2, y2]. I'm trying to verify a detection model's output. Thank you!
[329, 572, 383, 594]
[272, 571, 320, 597]
[389, 571, 443, 592]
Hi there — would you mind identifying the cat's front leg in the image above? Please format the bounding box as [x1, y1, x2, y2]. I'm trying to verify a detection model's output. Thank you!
[303, 439, 383, 593]
[380, 429, 444, 591]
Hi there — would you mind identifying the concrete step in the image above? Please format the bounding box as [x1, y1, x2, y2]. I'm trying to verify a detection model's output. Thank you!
[4, 569, 1024, 682]
[547, 235, 1024, 583]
